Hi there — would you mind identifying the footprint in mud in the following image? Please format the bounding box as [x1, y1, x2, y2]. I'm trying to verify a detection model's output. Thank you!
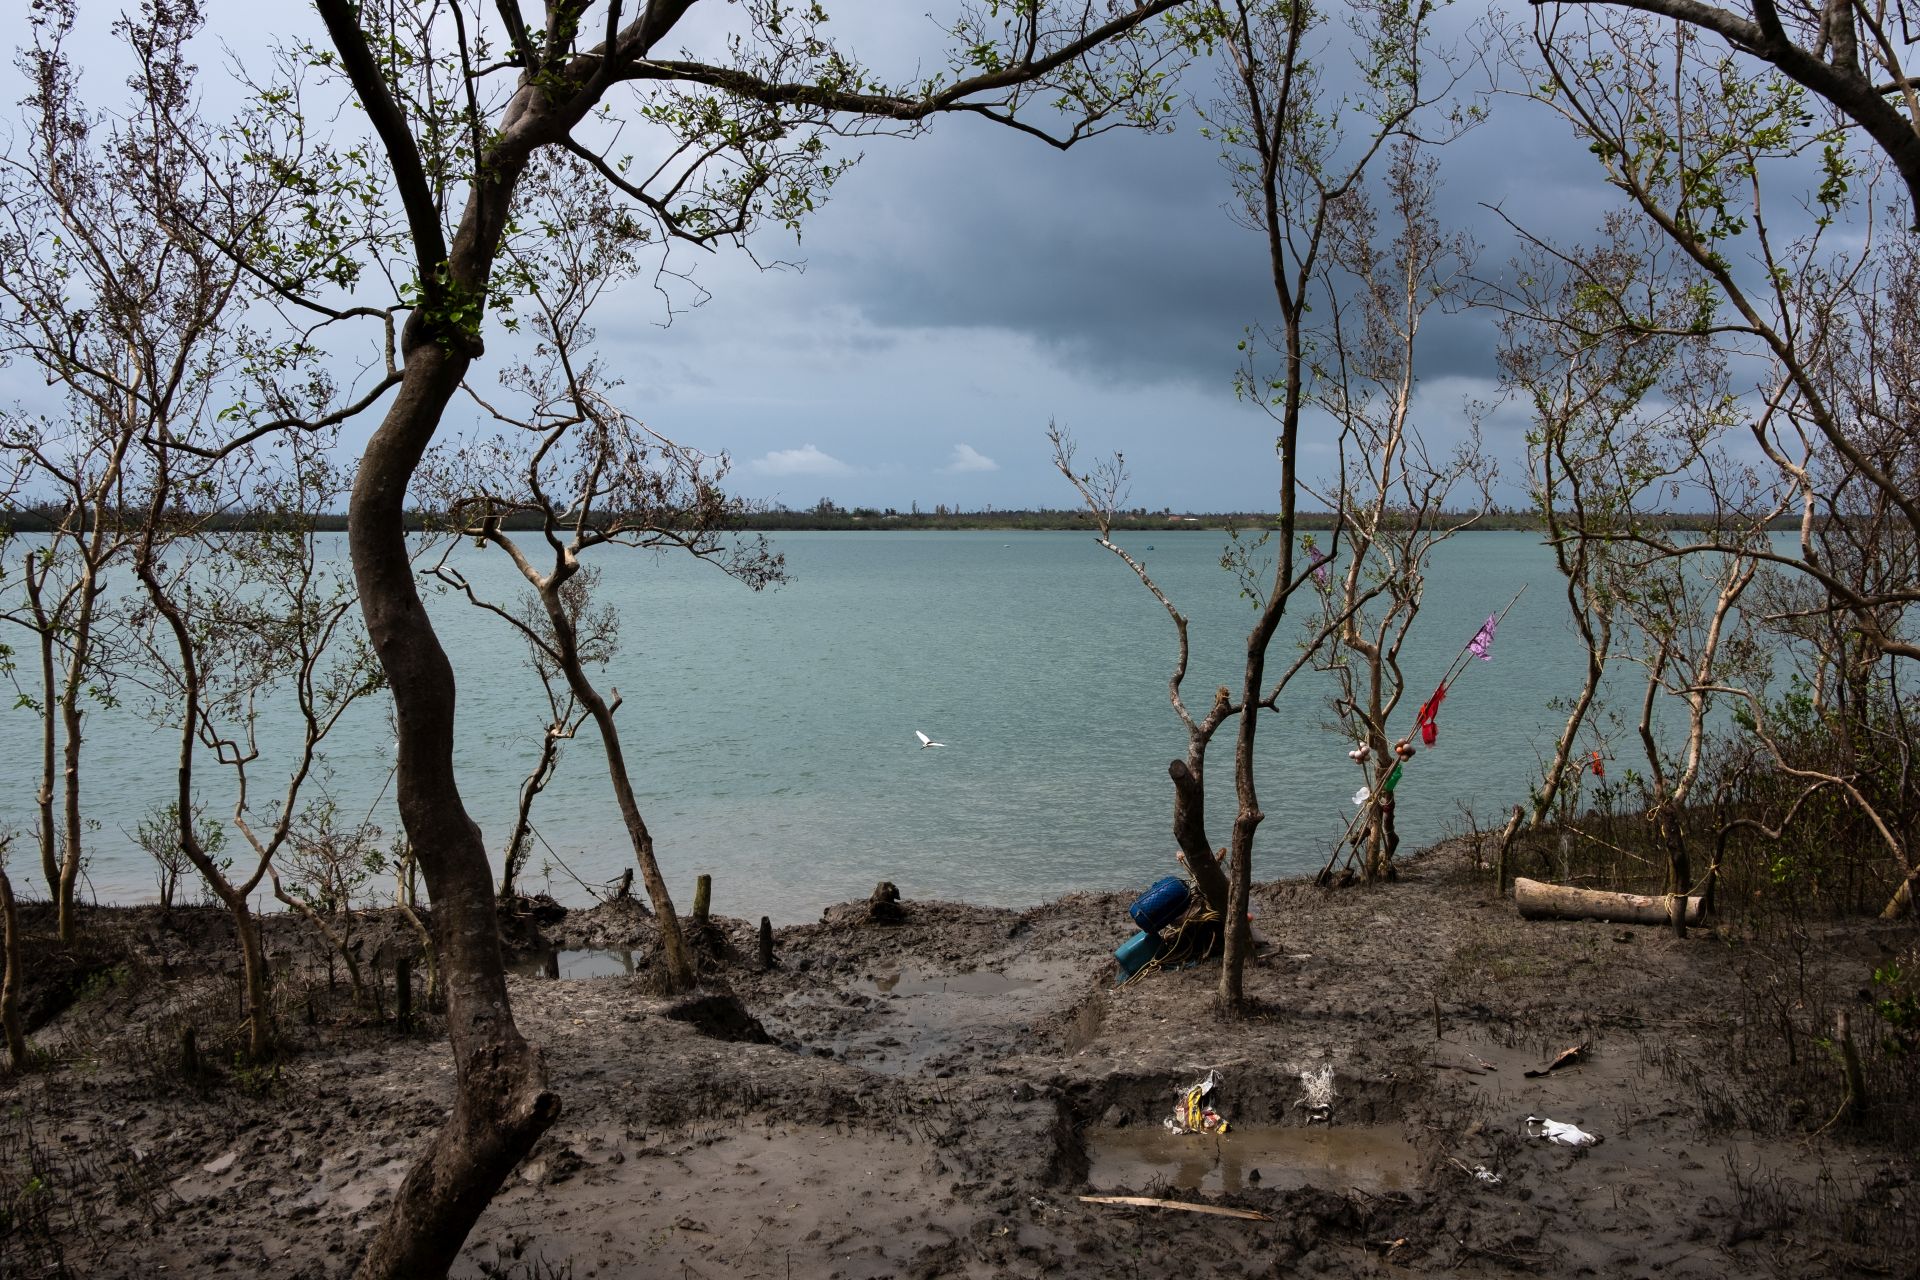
[770, 965, 1071, 1076]
[862, 969, 1041, 997]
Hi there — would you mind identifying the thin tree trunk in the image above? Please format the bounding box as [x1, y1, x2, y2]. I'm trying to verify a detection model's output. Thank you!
[1494, 803, 1524, 893]
[394, 866, 439, 1006]
[0, 864, 27, 1071]
[531, 572, 696, 990]
[27, 560, 59, 903]
[54, 569, 102, 943]
[1223, 579, 1290, 1007]
[1662, 814, 1692, 939]
[224, 890, 274, 1060]
[276, 877, 367, 1007]
[576, 688, 696, 989]
[56, 692, 84, 942]
[1220, 316, 1302, 1006]
[498, 730, 561, 899]
[1526, 596, 1610, 833]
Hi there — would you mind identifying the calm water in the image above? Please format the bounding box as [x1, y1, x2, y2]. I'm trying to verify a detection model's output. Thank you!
[1, 530, 1592, 922]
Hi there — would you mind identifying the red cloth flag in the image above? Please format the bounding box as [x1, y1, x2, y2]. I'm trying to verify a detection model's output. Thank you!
[1415, 683, 1448, 746]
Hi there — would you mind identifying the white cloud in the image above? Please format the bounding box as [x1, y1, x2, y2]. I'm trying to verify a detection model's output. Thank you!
[751, 444, 852, 476]
[944, 443, 999, 473]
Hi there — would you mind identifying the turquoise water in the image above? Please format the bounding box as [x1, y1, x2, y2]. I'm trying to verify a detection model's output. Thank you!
[1, 530, 1588, 922]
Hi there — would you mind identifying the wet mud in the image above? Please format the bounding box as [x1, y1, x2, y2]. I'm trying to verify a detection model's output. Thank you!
[3, 840, 1916, 1278]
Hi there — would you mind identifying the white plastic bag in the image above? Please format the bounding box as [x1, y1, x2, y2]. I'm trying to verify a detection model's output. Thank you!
[1524, 1115, 1600, 1147]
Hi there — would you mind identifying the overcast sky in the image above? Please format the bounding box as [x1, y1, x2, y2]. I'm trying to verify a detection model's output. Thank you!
[12, 3, 1673, 513]
[581, 6, 1614, 514]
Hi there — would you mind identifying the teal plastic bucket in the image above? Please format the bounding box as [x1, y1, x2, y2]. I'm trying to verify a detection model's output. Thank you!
[1114, 929, 1159, 982]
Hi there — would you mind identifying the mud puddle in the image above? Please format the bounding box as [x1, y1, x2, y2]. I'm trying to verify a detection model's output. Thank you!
[1086, 1124, 1420, 1194]
[511, 948, 637, 980]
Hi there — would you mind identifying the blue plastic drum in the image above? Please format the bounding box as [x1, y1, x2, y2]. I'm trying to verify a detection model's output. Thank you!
[1128, 876, 1192, 933]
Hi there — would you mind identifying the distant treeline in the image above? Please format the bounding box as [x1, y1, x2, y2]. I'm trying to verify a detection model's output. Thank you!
[0, 505, 1806, 535]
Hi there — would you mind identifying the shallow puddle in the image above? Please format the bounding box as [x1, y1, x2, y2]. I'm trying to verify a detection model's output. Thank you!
[512, 948, 637, 980]
[861, 968, 1039, 997]
[1085, 1123, 1419, 1194]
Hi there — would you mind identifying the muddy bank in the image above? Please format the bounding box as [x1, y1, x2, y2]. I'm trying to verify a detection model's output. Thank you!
[3, 841, 1916, 1278]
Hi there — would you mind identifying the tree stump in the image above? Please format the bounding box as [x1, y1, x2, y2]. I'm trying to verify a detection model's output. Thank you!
[868, 881, 905, 923]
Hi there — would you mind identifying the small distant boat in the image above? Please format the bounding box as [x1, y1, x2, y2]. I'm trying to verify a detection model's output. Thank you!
[1145, 544, 1155, 550]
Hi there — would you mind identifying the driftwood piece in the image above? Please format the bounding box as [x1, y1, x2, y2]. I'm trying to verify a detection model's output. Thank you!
[1078, 1195, 1270, 1221]
[1513, 877, 1703, 926]
[1523, 1043, 1587, 1077]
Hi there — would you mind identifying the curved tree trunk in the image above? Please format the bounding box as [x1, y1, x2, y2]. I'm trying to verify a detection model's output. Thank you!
[348, 343, 559, 1280]
[498, 730, 561, 900]
[1169, 756, 1230, 911]
[1, 864, 27, 1071]
[1221, 571, 1291, 1006]
[222, 890, 275, 1061]
[1880, 869, 1915, 920]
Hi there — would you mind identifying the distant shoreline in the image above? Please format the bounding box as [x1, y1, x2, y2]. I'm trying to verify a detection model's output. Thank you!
[0, 507, 1804, 535]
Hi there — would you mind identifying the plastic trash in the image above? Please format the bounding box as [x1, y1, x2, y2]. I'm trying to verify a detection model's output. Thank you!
[1166, 1070, 1229, 1135]
[1446, 1155, 1504, 1184]
[1113, 930, 1158, 982]
[1128, 876, 1192, 933]
[1524, 1115, 1600, 1147]
[1299, 1064, 1335, 1123]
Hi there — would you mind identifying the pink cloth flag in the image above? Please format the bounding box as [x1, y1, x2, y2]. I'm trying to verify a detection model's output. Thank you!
[1468, 614, 1498, 661]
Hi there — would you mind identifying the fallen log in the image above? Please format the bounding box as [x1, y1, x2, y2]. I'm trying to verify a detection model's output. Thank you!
[1513, 877, 1703, 926]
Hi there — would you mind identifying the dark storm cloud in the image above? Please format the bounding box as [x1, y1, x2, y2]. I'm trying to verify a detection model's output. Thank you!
[796, 120, 1273, 390]
[773, 51, 1626, 397]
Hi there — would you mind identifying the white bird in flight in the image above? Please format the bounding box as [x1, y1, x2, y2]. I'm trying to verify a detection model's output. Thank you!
[915, 730, 946, 749]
